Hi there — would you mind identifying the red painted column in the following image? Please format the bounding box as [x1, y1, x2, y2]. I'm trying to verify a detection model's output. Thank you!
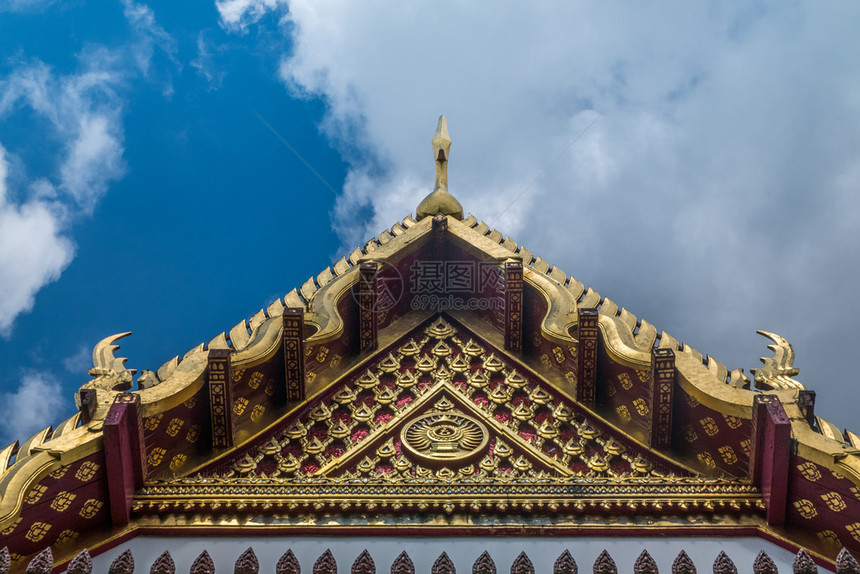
[576, 308, 599, 407]
[750, 394, 791, 525]
[358, 262, 378, 352]
[103, 393, 145, 526]
[504, 261, 523, 352]
[208, 348, 234, 448]
[283, 308, 306, 403]
[649, 348, 675, 449]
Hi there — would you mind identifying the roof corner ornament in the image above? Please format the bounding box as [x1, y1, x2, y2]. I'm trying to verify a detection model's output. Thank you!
[416, 115, 464, 221]
[81, 332, 137, 393]
[751, 330, 805, 391]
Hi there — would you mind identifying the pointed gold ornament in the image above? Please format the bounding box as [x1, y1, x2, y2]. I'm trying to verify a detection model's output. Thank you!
[416, 116, 464, 220]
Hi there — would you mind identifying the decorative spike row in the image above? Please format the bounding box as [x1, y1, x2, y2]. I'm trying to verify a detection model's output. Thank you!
[793, 550, 818, 574]
[314, 550, 337, 574]
[593, 550, 617, 574]
[672, 551, 696, 574]
[191, 551, 215, 574]
[712, 552, 737, 574]
[150, 551, 175, 574]
[634, 550, 658, 574]
[278, 550, 302, 574]
[67, 549, 92, 574]
[473, 551, 496, 574]
[109, 549, 135, 574]
[433, 552, 456, 574]
[25, 548, 52, 574]
[6, 545, 858, 574]
[236, 547, 260, 574]
[837, 549, 860, 574]
[510, 553, 534, 574]
[752, 551, 777, 574]
[390, 552, 415, 574]
[554, 550, 577, 574]
[352, 550, 376, 574]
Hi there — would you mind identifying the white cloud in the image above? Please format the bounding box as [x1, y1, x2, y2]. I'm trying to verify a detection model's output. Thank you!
[120, 0, 180, 78]
[62, 344, 92, 374]
[0, 146, 75, 335]
[224, 1, 860, 429]
[216, 0, 288, 31]
[192, 30, 227, 90]
[0, 0, 177, 333]
[0, 0, 54, 12]
[0, 371, 67, 446]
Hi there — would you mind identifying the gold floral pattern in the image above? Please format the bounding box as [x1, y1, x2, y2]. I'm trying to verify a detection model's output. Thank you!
[821, 492, 846, 512]
[699, 417, 719, 437]
[79, 499, 103, 519]
[793, 498, 818, 519]
[234, 397, 249, 416]
[75, 461, 100, 481]
[797, 461, 821, 482]
[144, 413, 164, 431]
[50, 491, 76, 512]
[165, 418, 184, 437]
[248, 372, 264, 389]
[23, 484, 47, 505]
[147, 447, 167, 468]
[24, 522, 51, 542]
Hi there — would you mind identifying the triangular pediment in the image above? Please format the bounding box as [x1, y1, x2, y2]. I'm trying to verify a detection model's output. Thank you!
[197, 315, 694, 482]
[136, 315, 762, 521]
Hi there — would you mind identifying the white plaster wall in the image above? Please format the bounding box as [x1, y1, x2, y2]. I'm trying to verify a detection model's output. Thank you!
[85, 535, 805, 573]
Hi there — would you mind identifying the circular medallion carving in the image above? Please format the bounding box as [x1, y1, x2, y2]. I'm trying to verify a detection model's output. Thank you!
[401, 411, 488, 463]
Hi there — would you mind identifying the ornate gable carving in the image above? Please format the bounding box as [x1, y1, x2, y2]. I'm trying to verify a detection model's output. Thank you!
[137, 315, 760, 518]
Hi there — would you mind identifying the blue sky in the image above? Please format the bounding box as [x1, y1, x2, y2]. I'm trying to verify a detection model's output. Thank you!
[1, 0, 860, 445]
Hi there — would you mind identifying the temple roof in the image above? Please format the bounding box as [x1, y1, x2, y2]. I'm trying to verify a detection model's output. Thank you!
[2, 121, 860, 571]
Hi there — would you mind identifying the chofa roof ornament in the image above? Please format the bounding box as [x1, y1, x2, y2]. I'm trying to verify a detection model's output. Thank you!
[416, 115, 464, 220]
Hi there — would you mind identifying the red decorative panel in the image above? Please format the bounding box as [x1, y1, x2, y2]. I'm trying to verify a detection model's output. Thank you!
[1, 454, 109, 561]
[140, 383, 209, 477]
[596, 347, 651, 443]
[671, 385, 751, 476]
[787, 456, 860, 553]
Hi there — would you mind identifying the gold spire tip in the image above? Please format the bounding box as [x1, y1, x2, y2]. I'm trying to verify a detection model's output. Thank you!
[416, 115, 463, 221]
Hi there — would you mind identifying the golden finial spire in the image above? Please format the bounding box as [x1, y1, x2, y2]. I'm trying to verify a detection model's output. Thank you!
[416, 115, 464, 220]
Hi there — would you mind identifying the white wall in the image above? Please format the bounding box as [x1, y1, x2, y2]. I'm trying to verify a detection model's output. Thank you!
[86, 534, 806, 573]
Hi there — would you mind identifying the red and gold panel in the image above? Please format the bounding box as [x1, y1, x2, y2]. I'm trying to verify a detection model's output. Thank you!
[671, 386, 750, 477]
[141, 385, 210, 477]
[1, 453, 110, 561]
[787, 456, 860, 553]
